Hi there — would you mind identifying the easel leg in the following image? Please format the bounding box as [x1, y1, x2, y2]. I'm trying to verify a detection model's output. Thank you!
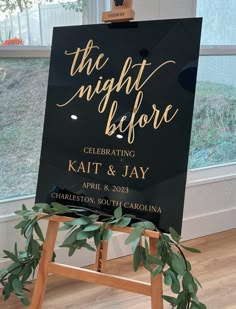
[94, 240, 108, 272]
[31, 220, 60, 309]
[149, 237, 163, 309]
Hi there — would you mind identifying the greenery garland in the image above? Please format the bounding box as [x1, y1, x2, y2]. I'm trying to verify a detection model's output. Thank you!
[0, 203, 206, 308]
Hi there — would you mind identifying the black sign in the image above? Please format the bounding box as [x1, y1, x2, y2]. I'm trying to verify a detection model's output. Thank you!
[36, 18, 202, 233]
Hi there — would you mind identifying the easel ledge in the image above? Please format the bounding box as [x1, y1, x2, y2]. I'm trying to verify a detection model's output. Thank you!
[38, 213, 160, 238]
[31, 215, 163, 309]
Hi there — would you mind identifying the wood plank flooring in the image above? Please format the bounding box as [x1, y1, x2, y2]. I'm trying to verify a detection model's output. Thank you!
[1, 229, 236, 308]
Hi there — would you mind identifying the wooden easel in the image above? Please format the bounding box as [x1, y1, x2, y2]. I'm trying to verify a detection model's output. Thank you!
[31, 215, 163, 308]
[102, 0, 135, 22]
[31, 2, 163, 308]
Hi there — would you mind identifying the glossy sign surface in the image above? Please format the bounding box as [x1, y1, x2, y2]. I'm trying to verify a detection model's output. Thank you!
[36, 19, 202, 233]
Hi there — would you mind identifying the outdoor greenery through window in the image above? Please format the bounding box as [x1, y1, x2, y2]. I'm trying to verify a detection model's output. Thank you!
[190, 56, 236, 169]
[0, 0, 236, 200]
[0, 58, 49, 200]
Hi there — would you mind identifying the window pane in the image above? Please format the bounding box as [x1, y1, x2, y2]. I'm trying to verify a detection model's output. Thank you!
[0, 58, 49, 200]
[0, 2, 86, 46]
[189, 56, 236, 169]
[197, 0, 236, 45]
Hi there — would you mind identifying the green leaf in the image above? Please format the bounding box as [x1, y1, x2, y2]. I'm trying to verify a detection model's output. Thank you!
[14, 243, 18, 258]
[168, 269, 181, 294]
[66, 207, 87, 212]
[125, 226, 144, 245]
[25, 223, 34, 238]
[7, 262, 20, 272]
[22, 204, 27, 211]
[183, 272, 197, 295]
[12, 278, 22, 294]
[34, 203, 51, 212]
[89, 214, 99, 222]
[188, 283, 196, 294]
[193, 275, 202, 288]
[164, 270, 172, 286]
[177, 300, 188, 309]
[192, 293, 200, 305]
[144, 238, 149, 257]
[31, 240, 41, 259]
[15, 210, 35, 217]
[140, 247, 152, 272]
[181, 245, 201, 253]
[83, 243, 96, 252]
[22, 264, 32, 282]
[19, 252, 28, 261]
[157, 237, 163, 250]
[177, 291, 186, 304]
[66, 217, 91, 226]
[143, 221, 156, 230]
[151, 264, 162, 277]
[83, 224, 100, 232]
[131, 237, 140, 254]
[68, 245, 77, 257]
[51, 202, 69, 213]
[58, 224, 72, 231]
[0, 269, 8, 277]
[171, 253, 186, 276]
[62, 229, 79, 245]
[76, 230, 90, 240]
[162, 234, 171, 245]
[114, 207, 122, 219]
[3, 282, 12, 301]
[116, 217, 131, 228]
[3, 250, 18, 262]
[102, 229, 112, 242]
[21, 297, 30, 306]
[169, 227, 181, 243]
[94, 229, 101, 248]
[15, 220, 27, 229]
[162, 295, 178, 305]
[147, 255, 162, 265]
[11, 265, 22, 275]
[25, 234, 32, 251]
[131, 222, 144, 228]
[34, 222, 44, 242]
[133, 246, 141, 272]
[186, 260, 192, 271]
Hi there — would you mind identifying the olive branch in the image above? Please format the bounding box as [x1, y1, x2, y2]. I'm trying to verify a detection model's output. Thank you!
[0, 203, 206, 308]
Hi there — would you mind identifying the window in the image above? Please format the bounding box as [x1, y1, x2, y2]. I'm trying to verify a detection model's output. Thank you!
[189, 0, 236, 169]
[189, 55, 236, 169]
[0, 58, 49, 200]
[197, 0, 236, 45]
[0, 1, 107, 46]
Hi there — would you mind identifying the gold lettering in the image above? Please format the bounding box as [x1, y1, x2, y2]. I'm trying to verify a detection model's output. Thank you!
[77, 161, 86, 173]
[65, 39, 109, 76]
[59, 40, 178, 143]
[140, 167, 149, 179]
[68, 160, 77, 172]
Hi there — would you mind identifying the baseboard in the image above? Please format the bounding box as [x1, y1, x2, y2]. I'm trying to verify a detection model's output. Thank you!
[181, 207, 236, 240]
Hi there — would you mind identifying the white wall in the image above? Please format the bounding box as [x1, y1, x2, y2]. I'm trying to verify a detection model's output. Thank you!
[0, 0, 236, 270]
[133, 0, 196, 20]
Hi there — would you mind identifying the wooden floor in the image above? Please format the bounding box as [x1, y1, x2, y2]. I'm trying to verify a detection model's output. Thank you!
[1, 229, 236, 309]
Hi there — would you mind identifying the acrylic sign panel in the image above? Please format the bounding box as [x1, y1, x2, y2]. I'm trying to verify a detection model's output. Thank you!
[36, 18, 202, 233]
